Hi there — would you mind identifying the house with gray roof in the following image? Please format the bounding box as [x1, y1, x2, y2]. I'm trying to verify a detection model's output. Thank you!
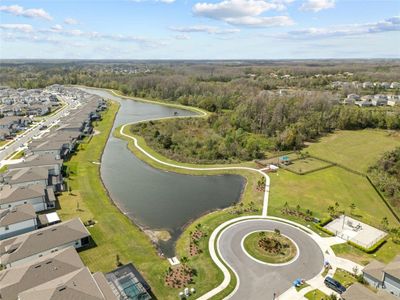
[362, 255, 400, 298]
[383, 256, 400, 297]
[0, 247, 84, 300]
[1, 166, 49, 188]
[341, 283, 397, 300]
[0, 218, 90, 268]
[0, 204, 37, 240]
[0, 184, 55, 212]
[17, 267, 117, 300]
[8, 153, 64, 177]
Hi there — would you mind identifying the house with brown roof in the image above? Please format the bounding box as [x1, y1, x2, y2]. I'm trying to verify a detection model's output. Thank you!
[0, 218, 90, 268]
[0, 204, 37, 240]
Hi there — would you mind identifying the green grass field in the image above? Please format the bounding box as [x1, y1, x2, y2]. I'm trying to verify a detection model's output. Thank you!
[269, 167, 398, 228]
[305, 130, 400, 173]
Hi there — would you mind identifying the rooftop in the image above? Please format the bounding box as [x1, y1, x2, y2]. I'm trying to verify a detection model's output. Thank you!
[0, 218, 90, 265]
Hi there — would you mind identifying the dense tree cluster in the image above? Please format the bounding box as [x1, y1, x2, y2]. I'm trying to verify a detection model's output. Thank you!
[369, 147, 400, 209]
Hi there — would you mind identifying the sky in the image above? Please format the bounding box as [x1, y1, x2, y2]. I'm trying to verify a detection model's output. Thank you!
[0, 0, 399, 59]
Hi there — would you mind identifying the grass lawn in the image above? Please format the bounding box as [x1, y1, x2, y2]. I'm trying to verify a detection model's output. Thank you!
[333, 268, 357, 288]
[304, 289, 329, 300]
[305, 130, 400, 173]
[268, 167, 398, 229]
[285, 157, 333, 174]
[243, 231, 297, 264]
[331, 237, 400, 265]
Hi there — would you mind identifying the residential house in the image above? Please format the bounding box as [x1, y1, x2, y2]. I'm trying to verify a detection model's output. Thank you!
[0, 247, 84, 300]
[0, 246, 117, 300]
[0, 218, 91, 268]
[0, 184, 56, 212]
[8, 153, 64, 177]
[362, 256, 400, 298]
[362, 82, 374, 89]
[372, 94, 388, 106]
[1, 166, 50, 188]
[383, 256, 400, 297]
[390, 82, 400, 89]
[341, 283, 397, 300]
[0, 204, 37, 240]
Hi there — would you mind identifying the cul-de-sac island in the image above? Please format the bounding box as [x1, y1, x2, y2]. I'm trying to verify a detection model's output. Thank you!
[0, 61, 399, 300]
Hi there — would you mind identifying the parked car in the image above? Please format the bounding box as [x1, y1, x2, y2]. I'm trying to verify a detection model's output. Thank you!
[324, 276, 346, 294]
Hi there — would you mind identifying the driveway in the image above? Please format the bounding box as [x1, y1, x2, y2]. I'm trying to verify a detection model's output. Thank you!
[218, 219, 324, 299]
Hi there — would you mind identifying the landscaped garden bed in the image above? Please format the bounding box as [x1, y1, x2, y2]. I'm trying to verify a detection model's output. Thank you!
[243, 230, 297, 264]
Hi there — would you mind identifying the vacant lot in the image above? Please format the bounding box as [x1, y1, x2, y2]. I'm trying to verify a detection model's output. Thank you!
[305, 130, 400, 173]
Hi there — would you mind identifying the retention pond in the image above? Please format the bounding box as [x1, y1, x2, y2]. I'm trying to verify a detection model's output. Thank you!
[81, 88, 245, 257]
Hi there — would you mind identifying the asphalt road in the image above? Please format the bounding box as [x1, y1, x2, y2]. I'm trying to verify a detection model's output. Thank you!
[218, 219, 324, 300]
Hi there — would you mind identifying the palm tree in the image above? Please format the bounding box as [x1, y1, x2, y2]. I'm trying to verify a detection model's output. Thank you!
[328, 206, 335, 216]
[381, 217, 389, 230]
[350, 203, 356, 215]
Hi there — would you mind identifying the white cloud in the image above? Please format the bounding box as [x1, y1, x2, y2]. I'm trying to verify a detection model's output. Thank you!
[300, 0, 335, 12]
[281, 16, 400, 39]
[169, 25, 240, 34]
[64, 18, 79, 25]
[0, 4, 52, 21]
[51, 24, 63, 32]
[224, 15, 293, 26]
[1, 23, 165, 49]
[192, 0, 294, 27]
[0, 23, 33, 33]
[174, 34, 191, 40]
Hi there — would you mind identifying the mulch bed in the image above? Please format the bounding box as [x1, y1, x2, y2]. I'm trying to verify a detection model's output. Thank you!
[165, 265, 194, 288]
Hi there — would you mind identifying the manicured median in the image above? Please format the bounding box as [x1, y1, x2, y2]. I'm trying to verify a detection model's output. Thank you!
[243, 231, 297, 264]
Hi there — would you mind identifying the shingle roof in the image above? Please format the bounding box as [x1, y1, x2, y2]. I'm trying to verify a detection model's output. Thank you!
[0, 218, 90, 265]
[0, 247, 84, 300]
[4, 167, 48, 185]
[363, 259, 386, 280]
[8, 154, 63, 170]
[0, 184, 46, 205]
[342, 283, 397, 300]
[18, 268, 105, 300]
[17, 267, 107, 300]
[0, 204, 36, 227]
[384, 255, 400, 279]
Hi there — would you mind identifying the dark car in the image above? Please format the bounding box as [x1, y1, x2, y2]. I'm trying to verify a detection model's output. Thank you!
[324, 276, 346, 294]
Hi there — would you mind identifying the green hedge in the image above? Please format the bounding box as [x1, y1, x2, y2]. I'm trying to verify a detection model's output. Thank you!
[347, 237, 387, 253]
[315, 217, 335, 236]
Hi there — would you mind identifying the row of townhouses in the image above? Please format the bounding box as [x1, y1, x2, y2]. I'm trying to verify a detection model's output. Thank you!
[332, 81, 400, 89]
[0, 86, 152, 300]
[343, 94, 400, 107]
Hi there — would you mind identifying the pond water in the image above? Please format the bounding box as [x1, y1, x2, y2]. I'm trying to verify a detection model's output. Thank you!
[81, 88, 245, 257]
